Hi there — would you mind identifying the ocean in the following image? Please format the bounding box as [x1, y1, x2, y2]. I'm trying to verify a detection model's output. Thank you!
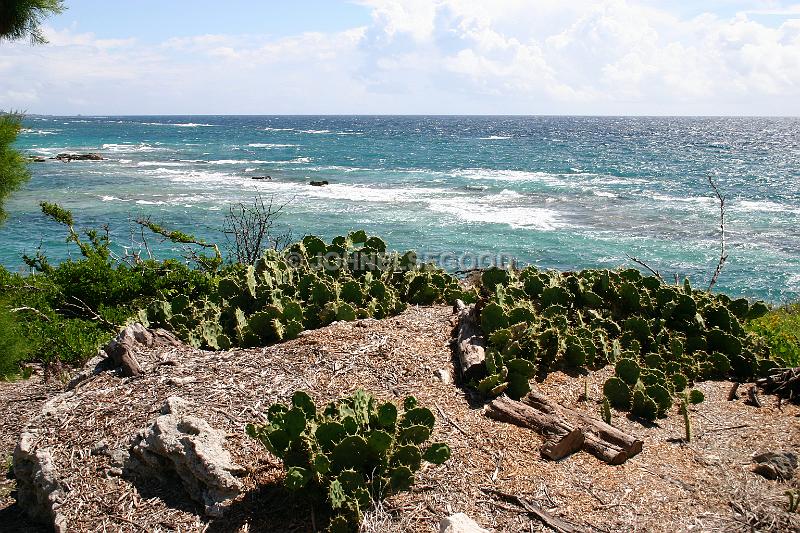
[4, 115, 799, 303]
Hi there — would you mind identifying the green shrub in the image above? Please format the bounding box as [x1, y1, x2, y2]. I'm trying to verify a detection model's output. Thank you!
[247, 390, 450, 532]
[746, 303, 800, 367]
[0, 301, 32, 377]
[0, 113, 30, 223]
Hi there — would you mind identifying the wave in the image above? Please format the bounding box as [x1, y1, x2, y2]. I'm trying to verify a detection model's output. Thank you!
[102, 143, 172, 153]
[263, 127, 296, 132]
[457, 168, 566, 186]
[299, 129, 332, 134]
[207, 159, 276, 165]
[140, 122, 215, 127]
[479, 135, 512, 140]
[137, 161, 188, 167]
[486, 189, 524, 201]
[738, 199, 800, 214]
[247, 143, 298, 148]
[135, 199, 168, 205]
[303, 184, 447, 204]
[21, 129, 59, 135]
[427, 197, 563, 231]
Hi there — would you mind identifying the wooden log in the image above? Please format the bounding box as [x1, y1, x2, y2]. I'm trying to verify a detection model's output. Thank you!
[541, 429, 585, 461]
[453, 300, 487, 382]
[581, 433, 628, 466]
[485, 396, 572, 436]
[485, 396, 583, 461]
[727, 382, 740, 401]
[524, 391, 643, 457]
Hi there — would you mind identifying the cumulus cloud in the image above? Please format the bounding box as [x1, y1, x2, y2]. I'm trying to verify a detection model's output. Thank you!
[0, 1, 798, 114]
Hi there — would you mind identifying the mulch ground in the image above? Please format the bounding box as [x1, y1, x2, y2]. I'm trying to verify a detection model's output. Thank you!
[1, 305, 799, 532]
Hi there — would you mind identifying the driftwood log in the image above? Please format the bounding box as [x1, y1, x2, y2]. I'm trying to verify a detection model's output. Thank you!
[524, 391, 643, 457]
[485, 396, 584, 460]
[756, 367, 800, 402]
[453, 300, 487, 382]
[486, 393, 642, 465]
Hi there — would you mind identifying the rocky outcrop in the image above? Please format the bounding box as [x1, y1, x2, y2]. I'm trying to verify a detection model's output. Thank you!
[103, 323, 181, 377]
[752, 451, 798, 480]
[309, 180, 329, 186]
[126, 397, 246, 517]
[13, 404, 73, 532]
[52, 153, 104, 162]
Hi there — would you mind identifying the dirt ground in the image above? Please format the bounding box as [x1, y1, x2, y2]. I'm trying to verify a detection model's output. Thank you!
[1, 305, 799, 532]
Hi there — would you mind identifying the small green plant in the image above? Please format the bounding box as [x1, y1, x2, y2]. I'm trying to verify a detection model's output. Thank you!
[600, 396, 612, 425]
[787, 490, 800, 513]
[680, 394, 692, 442]
[747, 303, 800, 367]
[246, 390, 450, 532]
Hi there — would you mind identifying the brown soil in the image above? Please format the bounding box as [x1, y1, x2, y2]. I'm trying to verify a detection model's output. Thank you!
[1, 305, 799, 532]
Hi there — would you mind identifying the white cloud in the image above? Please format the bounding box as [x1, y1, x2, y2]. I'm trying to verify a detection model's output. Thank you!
[0, 1, 798, 114]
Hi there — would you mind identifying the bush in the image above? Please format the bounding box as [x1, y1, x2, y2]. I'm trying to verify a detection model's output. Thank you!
[0, 300, 32, 378]
[247, 390, 450, 532]
[747, 303, 800, 367]
[0, 113, 30, 223]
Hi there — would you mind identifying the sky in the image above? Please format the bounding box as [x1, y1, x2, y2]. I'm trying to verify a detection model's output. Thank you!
[1, 0, 799, 115]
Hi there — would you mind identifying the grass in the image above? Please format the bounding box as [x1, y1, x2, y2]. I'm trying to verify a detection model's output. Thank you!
[747, 303, 800, 367]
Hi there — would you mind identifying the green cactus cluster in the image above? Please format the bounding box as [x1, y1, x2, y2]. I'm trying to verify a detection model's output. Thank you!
[138, 231, 477, 350]
[474, 266, 784, 422]
[246, 390, 450, 532]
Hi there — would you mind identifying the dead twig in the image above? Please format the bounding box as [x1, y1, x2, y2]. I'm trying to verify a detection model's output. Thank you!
[10, 306, 51, 322]
[625, 254, 664, 282]
[480, 487, 586, 533]
[707, 174, 728, 291]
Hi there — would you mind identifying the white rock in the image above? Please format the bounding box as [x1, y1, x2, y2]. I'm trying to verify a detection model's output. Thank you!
[435, 368, 453, 384]
[439, 513, 490, 533]
[127, 396, 246, 516]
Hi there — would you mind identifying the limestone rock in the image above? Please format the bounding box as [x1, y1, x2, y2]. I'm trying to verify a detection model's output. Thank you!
[440, 513, 490, 533]
[435, 368, 453, 384]
[127, 396, 246, 516]
[752, 451, 798, 481]
[103, 323, 181, 377]
[13, 432, 68, 532]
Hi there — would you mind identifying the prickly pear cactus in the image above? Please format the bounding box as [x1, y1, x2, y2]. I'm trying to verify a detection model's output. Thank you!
[473, 265, 784, 424]
[137, 232, 471, 352]
[247, 390, 450, 532]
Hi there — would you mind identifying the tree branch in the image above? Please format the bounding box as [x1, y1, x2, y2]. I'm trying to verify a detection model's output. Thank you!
[707, 174, 728, 292]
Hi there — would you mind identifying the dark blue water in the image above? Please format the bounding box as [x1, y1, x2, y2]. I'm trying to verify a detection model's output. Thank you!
[4, 115, 799, 302]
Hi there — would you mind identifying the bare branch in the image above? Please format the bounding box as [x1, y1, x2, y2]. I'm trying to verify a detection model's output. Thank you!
[10, 306, 51, 322]
[223, 193, 293, 264]
[60, 295, 119, 331]
[707, 174, 728, 292]
[625, 254, 664, 282]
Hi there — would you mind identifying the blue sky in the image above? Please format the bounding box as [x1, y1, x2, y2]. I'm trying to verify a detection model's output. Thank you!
[2, 1, 799, 115]
[46, 1, 374, 42]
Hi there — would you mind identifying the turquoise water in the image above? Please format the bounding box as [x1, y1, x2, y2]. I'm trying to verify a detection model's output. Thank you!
[4, 115, 799, 303]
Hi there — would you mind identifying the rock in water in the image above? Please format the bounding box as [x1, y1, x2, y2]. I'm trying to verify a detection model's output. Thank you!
[127, 396, 246, 517]
[53, 152, 105, 161]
